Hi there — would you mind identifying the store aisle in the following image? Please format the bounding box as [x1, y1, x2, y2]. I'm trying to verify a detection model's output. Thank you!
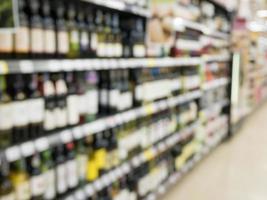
[163, 103, 267, 200]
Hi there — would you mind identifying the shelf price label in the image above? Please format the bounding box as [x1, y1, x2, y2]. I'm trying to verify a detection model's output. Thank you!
[0, 61, 8, 74]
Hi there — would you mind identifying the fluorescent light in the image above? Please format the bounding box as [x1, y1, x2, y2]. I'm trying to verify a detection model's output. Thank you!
[257, 10, 267, 18]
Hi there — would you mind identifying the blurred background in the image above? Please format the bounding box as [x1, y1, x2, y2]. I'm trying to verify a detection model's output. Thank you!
[0, 0, 267, 200]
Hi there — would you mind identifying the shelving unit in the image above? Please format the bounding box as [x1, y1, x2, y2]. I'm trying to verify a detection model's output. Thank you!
[0, 0, 233, 200]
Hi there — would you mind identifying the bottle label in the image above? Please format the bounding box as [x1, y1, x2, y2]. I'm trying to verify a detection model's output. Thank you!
[115, 43, 123, 57]
[15, 180, 30, 200]
[44, 109, 56, 131]
[28, 98, 45, 124]
[14, 27, 30, 53]
[44, 29, 56, 53]
[85, 89, 98, 115]
[69, 30, 79, 54]
[30, 174, 46, 197]
[31, 28, 44, 53]
[95, 148, 107, 169]
[0, 193, 15, 200]
[57, 31, 69, 54]
[90, 33, 98, 51]
[135, 84, 143, 101]
[0, 32, 13, 53]
[66, 159, 78, 188]
[55, 107, 67, 128]
[97, 43, 106, 57]
[12, 100, 29, 127]
[106, 43, 113, 57]
[78, 94, 88, 115]
[86, 158, 99, 181]
[77, 154, 88, 181]
[0, 103, 13, 130]
[109, 89, 119, 108]
[67, 95, 79, 125]
[133, 44, 145, 57]
[100, 89, 108, 106]
[43, 169, 56, 200]
[56, 164, 67, 194]
[80, 31, 89, 51]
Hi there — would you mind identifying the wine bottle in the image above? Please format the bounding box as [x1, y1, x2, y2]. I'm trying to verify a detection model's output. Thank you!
[86, 7, 97, 57]
[9, 157, 31, 200]
[67, 1, 79, 58]
[42, 0, 56, 58]
[27, 153, 45, 200]
[53, 0, 69, 58]
[8, 74, 29, 144]
[0, 75, 12, 148]
[0, 153, 15, 200]
[14, 0, 30, 58]
[25, 74, 44, 140]
[29, 0, 44, 58]
[95, 10, 105, 57]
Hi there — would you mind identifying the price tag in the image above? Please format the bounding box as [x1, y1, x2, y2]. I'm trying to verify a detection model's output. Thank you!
[84, 184, 95, 197]
[90, 119, 106, 133]
[19, 60, 34, 73]
[35, 137, 49, 152]
[144, 104, 154, 115]
[147, 58, 156, 67]
[62, 60, 72, 71]
[106, 116, 116, 128]
[93, 59, 101, 70]
[143, 149, 154, 161]
[114, 167, 123, 178]
[84, 59, 92, 71]
[60, 130, 73, 143]
[6, 146, 21, 162]
[101, 176, 110, 187]
[132, 156, 141, 167]
[21, 142, 35, 157]
[108, 170, 117, 182]
[122, 163, 131, 174]
[93, 179, 104, 191]
[0, 61, 8, 74]
[75, 189, 86, 200]
[72, 127, 84, 140]
[47, 60, 60, 72]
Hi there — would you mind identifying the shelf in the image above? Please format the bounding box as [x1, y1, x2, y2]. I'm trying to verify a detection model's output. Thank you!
[81, 0, 151, 17]
[145, 125, 228, 200]
[200, 99, 229, 119]
[202, 53, 230, 62]
[0, 57, 202, 74]
[202, 77, 230, 91]
[4, 90, 202, 161]
[66, 121, 199, 199]
[173, 18, 230, 40]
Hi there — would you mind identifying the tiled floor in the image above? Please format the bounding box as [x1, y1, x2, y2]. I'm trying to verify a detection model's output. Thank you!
[163, 103, 267, 200]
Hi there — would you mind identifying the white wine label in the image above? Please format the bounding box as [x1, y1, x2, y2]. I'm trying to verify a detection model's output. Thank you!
[67, 95, 79, 125]
[97, 43, 106, 57]
[77, 154, 88, 181]
[11, 100, 29, 127]
[55, 107, 67, 128]
[0, 192, 15, 200]
[28, 98, 45, 124]
[66, 159, 78, 188]
[57, 31, 69, 54]
[43, 80, 55, 96]
[135, 85, 143, 101]
[109, 89, 119, 108]
[0, 32, 13, 53]
[100, 89, 108, 106]
[81, 31, 89, 49]
[0, 103, 13, 130]
[44, 29, 56, 53]
[56, 164, 67, 194]
[55, 80, 67, 95]
[43, 169, 56, 200]
[31, 174, 46, 197]
[90, 33, 98, 51]
[15, 27, 30, 53]
[115, 43, 123, 57]
[44, 109, 56, 131]
[15, 181, 30, 200]
[31, 28, 44, 53]
[85, 89, 98, 115]
[133, 44, 146, 57]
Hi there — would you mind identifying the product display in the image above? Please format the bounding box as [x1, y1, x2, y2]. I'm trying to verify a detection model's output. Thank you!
[0, 0, 232, 200]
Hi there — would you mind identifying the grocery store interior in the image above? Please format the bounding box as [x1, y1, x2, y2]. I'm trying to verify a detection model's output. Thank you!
[0, 0, 267, 199]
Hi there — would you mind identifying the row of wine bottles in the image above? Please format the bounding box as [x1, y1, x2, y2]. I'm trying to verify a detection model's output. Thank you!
[0, 0, 146, 59]
[0, 103, 199, 200]
[0, 67, 200, 148]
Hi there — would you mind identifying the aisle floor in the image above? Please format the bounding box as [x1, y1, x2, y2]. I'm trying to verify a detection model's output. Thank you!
[163, 103, 267, 200]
